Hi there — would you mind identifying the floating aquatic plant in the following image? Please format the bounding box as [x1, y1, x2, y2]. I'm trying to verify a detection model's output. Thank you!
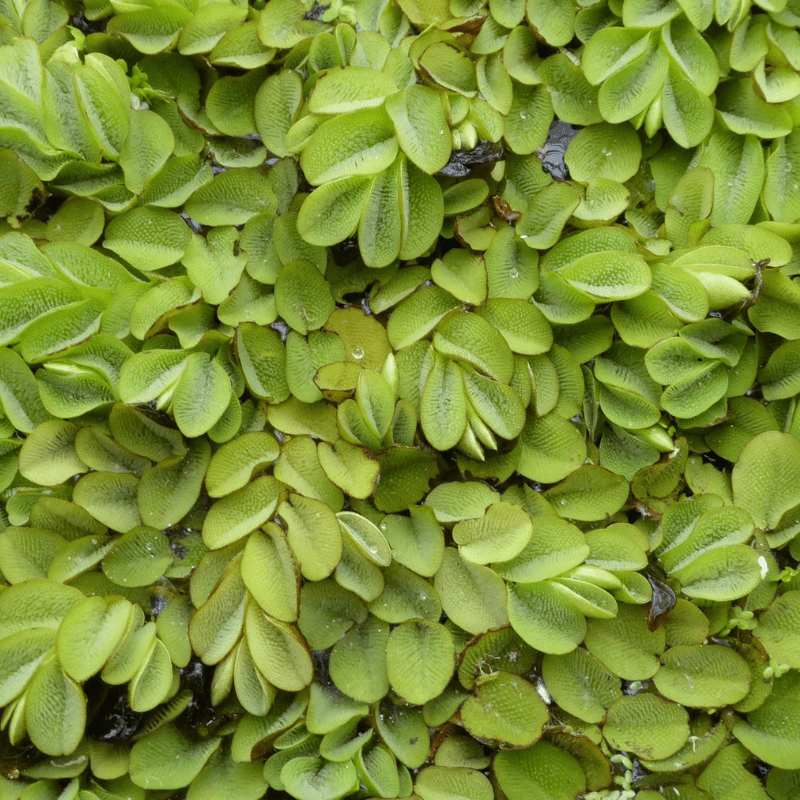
[0, 0, 799, 798]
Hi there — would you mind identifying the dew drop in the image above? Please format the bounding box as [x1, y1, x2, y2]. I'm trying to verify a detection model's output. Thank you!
[352, 346, 364, 360]
[601, 147, 612, 157]
[520, 113, 527, 119]
[509, 267, 519, 279]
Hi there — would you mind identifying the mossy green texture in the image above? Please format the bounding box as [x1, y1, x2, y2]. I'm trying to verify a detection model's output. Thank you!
[0, 0, 799, 798]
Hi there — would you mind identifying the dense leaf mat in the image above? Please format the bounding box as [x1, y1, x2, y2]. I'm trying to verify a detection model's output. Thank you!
[0, 0, 800, 798]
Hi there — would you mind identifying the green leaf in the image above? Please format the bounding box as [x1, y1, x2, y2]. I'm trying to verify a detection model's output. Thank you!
[484, 227, 540, 300]
[526, 0, 576, 45]
[763, 129, 800, 223]
[541, 648, 622, 724]
[137, 437, 210, 529]
[257, 0, 327, 48]
[108, 402, 185, 462]
[0, 579, 82, 641]
[544, 466, 630, 522]
[370, 561, 441, 624]
[697, 743, 773, 799]
[309, 67, 397, 115]
[202, 477, 283, 550]
[380, 506, 444, 577]
[461, 672, 548, 747]
[732, 431, 800, 531]
[172, 353, 232, 438]
[296, 175, 372, 247]
[245, 602, 312, 691]
[104, 207, 191, 271]
[539, 53, 603, 126]
[280, 494, 343, 582]
[330, 614, 389, 703]
[73, 471, 142, 533]
[420, 354, 468, 451]
[716, 78, 793, 139]
[600, 36, 668, 123]
[300, 107, 398, 186]
[45, 197, 105, 246]
[189, 560, 246, 665]
[178, 2, 248, 54]
[107, 7, 192, 54]
[454, 502, 533, 565]
[461, 367, 526, 441]
[358, 158, 403, 268]
[564, 122, 642, 183]
[493, 516, 589, 583]
[418, 42, 477, 96]
[0, 627, 55, 707]
[25, 657, 86, 756]
[237, 322, 290, 404]
[103, 525, 173, 587]
[0, 278, 82, 346]
[337, 510, 392, 567]
[185, 169, 278, 226]
[205, 432, 280, 498]
[673, 545, 762, 601]
[755, 591, 800, 669]
[0, 525, 65, 583]
[516, 183, 581, 250]
[584, 524, 649, 571]
[435, 312, 514, 384]
[434, 548, 509, 635]
[275, 260, 335, 335]
[56, 596, 131, 683]
[584, 603, 665, 680]
[119, 109, 174, 195]
[518, 413, 587, 484]
[375, 446, 439, 513]
[281, 757, 357, 800]
[130, 725, 221, 790]
[18, 420, 86, 486]
[275, 435, 343, 510]
[442, 179, 490, 217]
[255, 70, 303, 158]
[387, 286, 460, 350]
[0, 149, 45, 228]
[387, 620, 454, 705]
[507, 582, 586, 655]
[558, 251, 651, 300]
[732, 700, 800, 769]
[493, 740, 586, 800]
[118, 349, 189, 407]
[504, 83, 553, 155]
[205, 68, 265, 138]
[603, 694, 689, 760]
[399, 158, 444, 260]
[653, 644, 751, 708]
[385, 85, 452, 174]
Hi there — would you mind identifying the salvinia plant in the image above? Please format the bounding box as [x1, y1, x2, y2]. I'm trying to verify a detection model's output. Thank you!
[0, 0, 800, 799]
